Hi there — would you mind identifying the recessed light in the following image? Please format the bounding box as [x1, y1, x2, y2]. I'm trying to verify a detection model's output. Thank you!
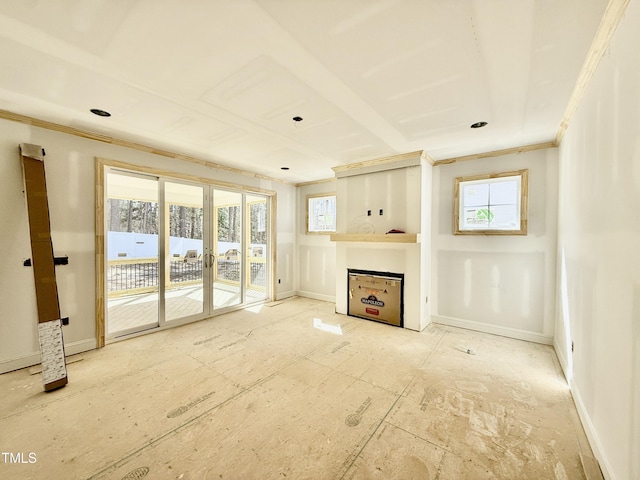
[292, 116, 303, 122]
[281, 167, 290, 170]
[470, 121, 488, 128]
[90, 108, 111, 117]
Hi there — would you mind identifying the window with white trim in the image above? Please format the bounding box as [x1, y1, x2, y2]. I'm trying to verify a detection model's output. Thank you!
[306, 193, 336, 234]
[454, 169, 528, 235]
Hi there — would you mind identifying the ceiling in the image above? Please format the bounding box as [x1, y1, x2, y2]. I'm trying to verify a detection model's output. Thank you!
[0, 0, 608, 183]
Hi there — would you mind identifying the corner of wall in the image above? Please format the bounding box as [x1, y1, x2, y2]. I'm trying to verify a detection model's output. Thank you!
[569, 379, 615, 480]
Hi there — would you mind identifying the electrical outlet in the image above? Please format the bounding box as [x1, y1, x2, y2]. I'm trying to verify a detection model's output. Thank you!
[278, 279, 281, 284]
[571, 341, 574, 352]
[379, 209, 383, 215]
[367, 210, 371, 216]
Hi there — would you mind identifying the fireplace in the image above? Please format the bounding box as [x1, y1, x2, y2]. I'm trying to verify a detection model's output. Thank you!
[332, 150, 431, 331]
[347, 269, 404, 327]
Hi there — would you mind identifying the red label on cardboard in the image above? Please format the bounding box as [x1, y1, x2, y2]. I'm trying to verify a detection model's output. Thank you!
[365, 307, 379, 316]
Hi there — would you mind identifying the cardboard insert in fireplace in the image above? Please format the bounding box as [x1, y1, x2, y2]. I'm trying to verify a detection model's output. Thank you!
[347, 269, 404, 327]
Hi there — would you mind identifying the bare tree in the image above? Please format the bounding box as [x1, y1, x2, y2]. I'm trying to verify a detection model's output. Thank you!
[108, 198, 122, 232]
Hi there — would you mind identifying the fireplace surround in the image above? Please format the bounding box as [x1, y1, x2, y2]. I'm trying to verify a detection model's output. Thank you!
[332, 150, 432, 331]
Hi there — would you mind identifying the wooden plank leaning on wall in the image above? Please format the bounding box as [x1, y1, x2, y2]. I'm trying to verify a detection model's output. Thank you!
[20, 143, 68, 392]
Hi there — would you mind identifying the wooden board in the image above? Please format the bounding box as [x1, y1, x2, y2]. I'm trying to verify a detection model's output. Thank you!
[433, 142, 556, 166]
[20, 143, 68, 391]
[329, 233, 420, 243]
[332, 151, 424, 178]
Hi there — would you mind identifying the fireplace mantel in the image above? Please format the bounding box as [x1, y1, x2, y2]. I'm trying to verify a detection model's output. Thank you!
[329, 233, 420, 243]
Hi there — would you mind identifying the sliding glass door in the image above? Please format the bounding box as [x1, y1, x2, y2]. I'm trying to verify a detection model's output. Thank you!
[104, 168, 270, 339]
[212, 189, 243, 310]
[105, 171, 160, 337]
[210, 190, 269, 310]
[164, 181, 206, 322]
[247, 194, 268, 304]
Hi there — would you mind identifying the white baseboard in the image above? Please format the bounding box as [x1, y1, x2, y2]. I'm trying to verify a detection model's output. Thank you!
[0, 338, 97, 374]
[570, 380, 614, 480]
[553, 339, 570, 381]
[0, 351, 40, 375]
[553, 343, 610, 479]
[295, 290, 336, 303]
[276, 290, 297, 301]
[420, 314, 432, 332]
[432, 315, 554, 345]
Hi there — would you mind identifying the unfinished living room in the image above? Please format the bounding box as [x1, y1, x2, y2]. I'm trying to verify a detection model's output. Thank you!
[1, 1, 638, 479]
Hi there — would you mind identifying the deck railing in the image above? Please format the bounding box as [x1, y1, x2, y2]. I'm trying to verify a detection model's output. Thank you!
[107, 257, 266, 296]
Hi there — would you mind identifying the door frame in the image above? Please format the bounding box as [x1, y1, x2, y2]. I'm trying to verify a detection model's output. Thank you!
[95, 157, 277, 347]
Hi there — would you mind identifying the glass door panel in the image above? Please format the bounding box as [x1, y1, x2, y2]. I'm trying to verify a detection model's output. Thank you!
[105, 172, 159, 337]
[247, 194, 268, 303]
[213, 190, 243, 310]
[164, 182, 205, 322]
[104, 169, 273, 341]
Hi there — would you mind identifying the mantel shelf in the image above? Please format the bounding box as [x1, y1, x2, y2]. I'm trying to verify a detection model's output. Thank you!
[329, 233, 420, 244]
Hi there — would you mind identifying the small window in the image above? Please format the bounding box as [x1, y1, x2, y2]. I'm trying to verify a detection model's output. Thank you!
[454, 169, 528, 235]
[307, 193, 336, 234]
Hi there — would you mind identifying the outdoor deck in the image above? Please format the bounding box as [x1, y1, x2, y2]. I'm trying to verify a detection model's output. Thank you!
[107, 282, 266, 335]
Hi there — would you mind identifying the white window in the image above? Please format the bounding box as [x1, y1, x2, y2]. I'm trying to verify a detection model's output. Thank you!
[307, 193, 336, 233]
[454, 169, 528, 235]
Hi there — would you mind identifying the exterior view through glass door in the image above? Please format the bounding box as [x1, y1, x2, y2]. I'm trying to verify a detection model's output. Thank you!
[212, 190, 243, 310]
[164, 181, 205, 321]
[106, 171, 160, 337]
[246, 194, 268, 304]
[105, 168, 270, 339]
[211, 190, 268, 309]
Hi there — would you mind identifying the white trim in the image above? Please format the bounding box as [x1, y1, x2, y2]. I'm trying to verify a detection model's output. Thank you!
[276, 290, 297, 301]
[432, 314, 553, 345]
[570, 380, 614, 480]
[420, 314, 432, 332]
[554, 339, 571, 381]
[0, 351, 40, 375]
[0, 338, 97, 374]
[295, 290, 336, 303]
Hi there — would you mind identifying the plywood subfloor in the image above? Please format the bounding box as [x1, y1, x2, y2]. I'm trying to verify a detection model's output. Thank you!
[0, 298, 596, 479]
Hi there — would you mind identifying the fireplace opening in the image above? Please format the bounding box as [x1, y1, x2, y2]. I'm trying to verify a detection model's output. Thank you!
[347, 269, 404, 327]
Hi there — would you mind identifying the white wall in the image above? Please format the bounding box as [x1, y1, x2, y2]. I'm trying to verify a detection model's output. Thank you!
[555, 4, 640, 478]
[334, 161, 429, 331]
[296, 181, 337, 302]
[0, 118, 296, 373]
[337, 166, 422, 235]
[421, 160, 433, 331]
[274, 184, 296, 299]
[431, 149, 558, 344]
